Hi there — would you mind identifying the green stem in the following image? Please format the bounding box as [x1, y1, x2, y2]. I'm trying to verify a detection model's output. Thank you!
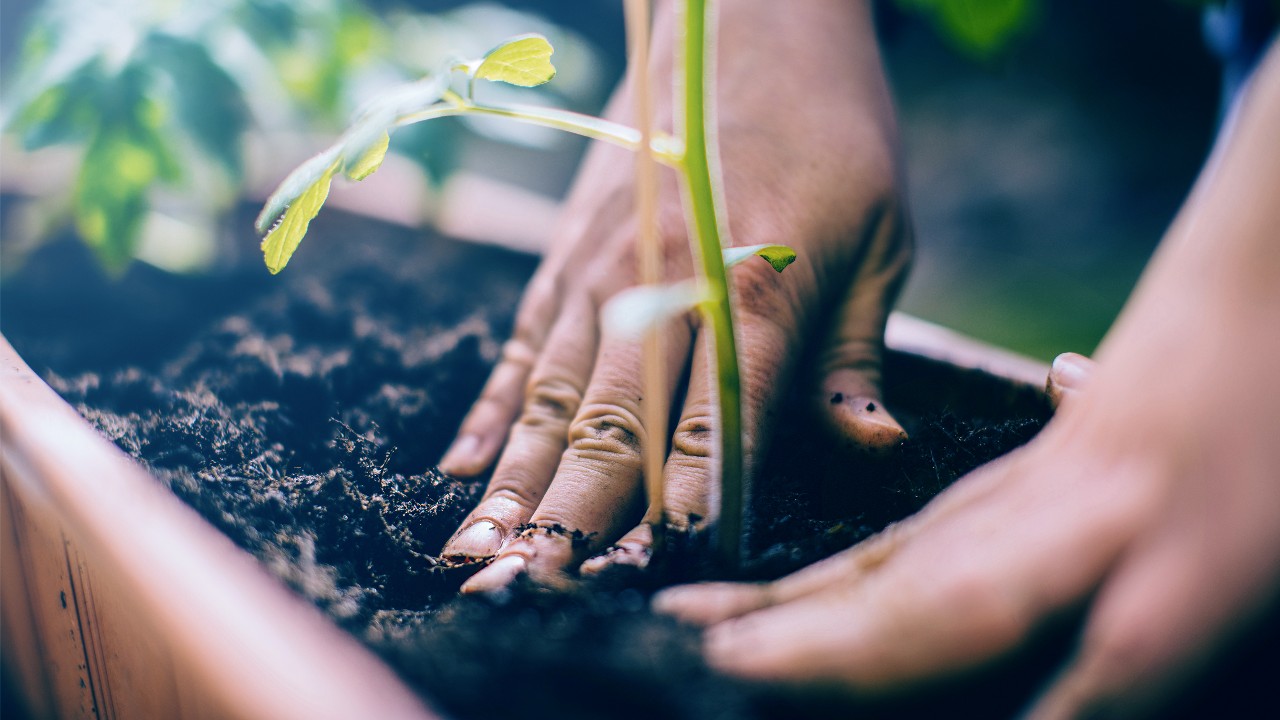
[677, 0, 742, 569]
[395, 100, 684, 166]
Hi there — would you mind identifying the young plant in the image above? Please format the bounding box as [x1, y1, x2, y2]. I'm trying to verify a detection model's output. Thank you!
[255, 0, 795, 569]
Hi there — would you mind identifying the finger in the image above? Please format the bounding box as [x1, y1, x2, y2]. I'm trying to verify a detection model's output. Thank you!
[440, 300, 596, 564]
[1045, 352, 1096, 411]
[653, 521, 913, 625]
[654, 445, 1027, 625]
[462, 316, 694, 592]
[589, 264, 805, 573]
[579, 521, 655, 574]
[439, 271, 562, 476]
[817, 205, 912, 450]
[701, 451, 1143, 688]
[1026, 506, 1280, 718]
[580, 328, 718, 577]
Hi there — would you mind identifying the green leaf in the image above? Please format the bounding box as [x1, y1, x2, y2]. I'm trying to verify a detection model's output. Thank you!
[144, 34, 249, 179]
[723, 244, 797, 273]
[260, 162, 336, 274]
[73, 128, 161, 271]
[472, 34, 556, 88]
[10, 61, 103, 149]
[893, 0, 1036, 59]
[344, 130, 389, 181]
[601, 281, 711, 340]
[256, 145, 341, 234]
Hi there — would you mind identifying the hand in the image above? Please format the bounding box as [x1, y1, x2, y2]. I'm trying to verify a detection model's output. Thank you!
[437, 0, 912, 591]
[655, 43, 1280, 719]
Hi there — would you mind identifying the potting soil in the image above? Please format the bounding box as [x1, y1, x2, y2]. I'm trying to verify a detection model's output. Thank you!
[7, 209, 1271, 719]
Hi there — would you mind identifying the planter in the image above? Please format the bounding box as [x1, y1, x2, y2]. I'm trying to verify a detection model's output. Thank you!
[2, 207, 1055, 719]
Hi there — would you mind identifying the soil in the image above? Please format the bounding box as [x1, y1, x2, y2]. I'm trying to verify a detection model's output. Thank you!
[4, 205, 1274, 719]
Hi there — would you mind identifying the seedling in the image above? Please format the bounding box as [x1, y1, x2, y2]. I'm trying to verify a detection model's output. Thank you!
[256, 0, 795, 568]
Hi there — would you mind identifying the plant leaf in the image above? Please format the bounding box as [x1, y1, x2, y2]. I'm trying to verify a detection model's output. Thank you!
[602, 281, 710, 340]
[894, 0, 1035, 59]
[144, 33, 249, 179]
[344, 130, 389, 181]
[74, 128, 158, 272]
[473, 34, 556, 87]
[723, 244, 797, 272]
[255, 145, 341, 234]
[260, 162, 336, 274]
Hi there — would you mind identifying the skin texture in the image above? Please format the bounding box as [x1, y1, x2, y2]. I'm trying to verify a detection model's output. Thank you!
[655, 40, 1280, 719]
[437, 0, 913, 590]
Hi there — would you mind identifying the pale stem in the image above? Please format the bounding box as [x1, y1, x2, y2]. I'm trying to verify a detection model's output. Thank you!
[625, 0, 669, 541]
[394, 101, 683, 166]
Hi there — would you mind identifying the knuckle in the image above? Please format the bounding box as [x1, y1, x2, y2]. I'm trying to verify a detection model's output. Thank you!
[820, 336, 882, 377]
[484, 481, 544, 512]
[671, 413, 715, 460]
[567, 404, 644, 464]
[871, 200, 914, 273]
[520, 376, 583, 430]
[500, 338, 539, 368]
[471, 392, 514, 415]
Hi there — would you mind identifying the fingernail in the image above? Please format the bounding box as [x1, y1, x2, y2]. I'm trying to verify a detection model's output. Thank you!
[845, 396, 908, 448]
[439, 435, 481, 475]
[1051, 353, 1092, 390]
[580, 542, 651, 576]
[443, 520, 503, 560]
[461, 554, 527, 594]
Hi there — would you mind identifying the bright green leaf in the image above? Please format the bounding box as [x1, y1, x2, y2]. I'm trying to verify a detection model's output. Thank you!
[723, 244, 797, 273]
[893, 0, 1035, 59]
[473, 34, 556, 88]
[344, 130, 389, 181]
[602, 281, 710, 340]
[260, 163, 336, 274]
[256, 145, 341, 234]
[934, 0, 1034, 58]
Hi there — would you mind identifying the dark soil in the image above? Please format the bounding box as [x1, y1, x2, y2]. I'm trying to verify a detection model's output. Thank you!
[6, 205, 1272, 719]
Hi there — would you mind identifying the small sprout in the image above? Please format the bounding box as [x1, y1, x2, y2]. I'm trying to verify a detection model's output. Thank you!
[723, 243, 797, 273]
[257, 38, 567, 274]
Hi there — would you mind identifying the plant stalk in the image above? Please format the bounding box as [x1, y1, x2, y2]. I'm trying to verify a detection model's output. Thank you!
[676, 0, 743, 569]
[395, 100, 683, 166]
[625, 0, 669, 552]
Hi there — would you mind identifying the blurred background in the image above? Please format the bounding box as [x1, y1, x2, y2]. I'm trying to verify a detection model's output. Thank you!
[0, 0, 1226, 360]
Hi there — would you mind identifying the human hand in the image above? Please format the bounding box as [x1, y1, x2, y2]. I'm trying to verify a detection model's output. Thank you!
[437, 0, 912, 591]
[654, 43, 1280, 719]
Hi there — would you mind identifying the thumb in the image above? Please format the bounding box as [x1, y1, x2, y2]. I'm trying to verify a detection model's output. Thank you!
[816, 206, 911, 450]
[1045, 351, 1096, 410]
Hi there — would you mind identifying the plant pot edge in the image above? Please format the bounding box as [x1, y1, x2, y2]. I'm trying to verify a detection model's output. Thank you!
[0, 336, 440, 720]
